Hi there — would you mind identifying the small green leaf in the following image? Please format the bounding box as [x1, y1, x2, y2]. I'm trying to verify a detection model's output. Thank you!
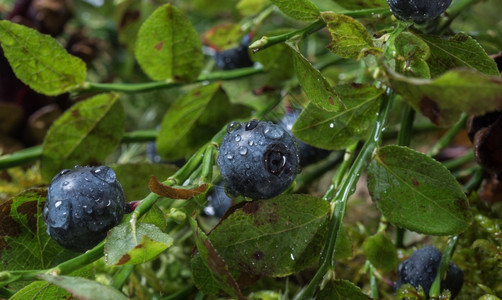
[367, 145, 472, 235]
[288, 45, 345, 112]
[41, 93, 124, 181]
[317, 279, 372, 300]
[209, 194, 330, 277]
[419, 32, 500, 77]
[157, 83, 248, 161]
[237, 0, 270, 16]
[389, 68, 502, 126]
[395, 31, 431, 78]
[270, 0, 320, 21]
[135, 4, 203, 82]
[362, 233, 398, 272]
[104, 208, 171, 266]
[321, 12, 381, 59]
[37, 275, 127, 300]
[253, 42, 294, 81]
[292, 84, 383, 150]
[0, 189, 78, 271]
[190, 218, 245, 300]
[112, 163, 178, 201]
[0, 21, 86, 96]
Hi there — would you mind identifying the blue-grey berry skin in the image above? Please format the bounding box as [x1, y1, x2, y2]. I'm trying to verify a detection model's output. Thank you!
[203, 181, 233, 218]
[214, 34, 254, 70]
[217, 120, 300, 200]
[397, 246, 463, 299]
[43, 166, 126, 252]
[280, 111, 331, 167]
[387, 0, 452, 23]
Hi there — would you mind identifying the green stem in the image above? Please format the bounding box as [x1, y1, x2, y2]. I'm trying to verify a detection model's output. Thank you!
[112, 265, 135, 290]
[429, 235, 459, 298]
[369, 264, 379, 299]
[428, 113, 468, 157]
[442, 149, 474, 170]
[462, 166, 484, 193]
[322, 143, 358, 201]
[82, 66, 264, 94]
[299, 90, 394, 299]
[0, 130, 158, 170]
[201, 145, 216, 183]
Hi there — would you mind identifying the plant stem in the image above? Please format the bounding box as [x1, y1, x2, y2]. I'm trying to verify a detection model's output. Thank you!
[369, 264, 379, 299]
[112, 265, 135, 290]
[83, 66, 264, 94]
[428, 113, 468, 157]
[462, 166, 484, 193]
[442, 149, 474, 170]
[299, 89, 394, 299]
[429, 235, 459, 298]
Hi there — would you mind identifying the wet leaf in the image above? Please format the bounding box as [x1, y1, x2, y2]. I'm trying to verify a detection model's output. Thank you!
[321, 12, 381, 59]
[367, 145, 472, 235]
[237, 0, 270, 16]
[289, 45, 345, 112]
[203, 24, 242, 51]
[317, 279, 372, 300]
[148, 175, 208, 199]
[0, 21, 86, 96]
[157, 83, 248, 160]
[362, 233, 398, 272]
[135, 4, 203, 82]
[389, 68, 502, 127]
[292, 84, 383, 150]
[190, 218, 245, 300]
[37, 274, 127, 300]
[208, 194, 330, 277]
[270, 0, 320, 21]
[0, 189, 77, 271]
[395, 31, 431, 78]
[419, 32, 500, 77]
[40, 93, 124, 181]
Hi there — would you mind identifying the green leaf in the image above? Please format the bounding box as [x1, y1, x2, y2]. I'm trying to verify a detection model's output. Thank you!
[112, 163, 178, 200]
[189, 218, 245, 299]
[321, 12, 381, 59]
[334, 224, 353, 260]
[37, 275, 127, 300]
[10, 265, 94, 300]
[367, 145, 472, 235]
[104, 208, 171, 266]
[336, 0, 387, 9]
[389, 68, 502, 126]
[253, 42, 294, 81]
[209, 194, 330, 277]
[135, 3, 203, 82]
[203, 24, 243, 51]
[288, 45, 345, 112]
[270, 0, 320, 21]
[0, 21, 86, 96]
[419, 32, 500, 78]
[191, 254, 221, 295]
[394, 31, 431, 78]
[0, 189, 78, 271]
[292, 84, 383, 150]
[157, 83, 248, 160]
[41, 93, 124, 181]
[362, 233, 398, 272]
[237, 0, 270, 16]
[317, 279, 372, 300]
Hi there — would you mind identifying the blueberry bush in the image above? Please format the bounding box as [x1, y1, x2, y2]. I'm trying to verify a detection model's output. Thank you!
[0, 0, 501, 299]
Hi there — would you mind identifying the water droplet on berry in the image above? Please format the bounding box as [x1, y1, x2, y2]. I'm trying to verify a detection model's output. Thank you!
[226, 121, 241, 133]
[63, 181, 69, 186]
[60, 169, 71, 175]
[239, 146, 248, 156]
[263, 125, 284, 139]
[91, 166, 116, 183]
[235, 134, 241, 142]
[55, 201, 62, 208]
[226, 153, 234, 160]
[245, 163, 250, 169]
[245, 119, 259, 130]
[248, 140, 255, 146]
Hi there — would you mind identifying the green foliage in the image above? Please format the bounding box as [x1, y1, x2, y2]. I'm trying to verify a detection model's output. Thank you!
[0, 21, 86, 96]
[40, 93, 124, 181]
[367, 145, 471, 235]
[317, 279, 372, 299]
[270, 0, 320, 21]
[135, 4, 203, 82]
[362, 233, 398, 272]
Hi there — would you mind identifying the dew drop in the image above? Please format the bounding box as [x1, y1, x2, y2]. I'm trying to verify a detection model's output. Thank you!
[91, 166, 116, 183]
[245, 163, 250, 169]
[226, 121, 241, 133]
[62, 181, 69, 186]
[245, 119, 259, 130]
[226, 153, 234, 160]
[248, 140, 255, 146]
[55, 201, 62, 208]
[60, 169, 71, 175]
[329, 123, 335, 128]
[263, 125, 284, 139]
[234, 134, 241, 142]
[238, 146, 248, 156]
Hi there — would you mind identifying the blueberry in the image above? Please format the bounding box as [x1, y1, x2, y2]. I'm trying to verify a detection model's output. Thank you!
[217, 120, 300, 200]
[397, 246, 464, 299]
[386, 0, 452, 23]
[43, 166, 126, 252]
[214, 35, 254, 70]
[203, 181, 233, 218]
[279, 110, 331, 167]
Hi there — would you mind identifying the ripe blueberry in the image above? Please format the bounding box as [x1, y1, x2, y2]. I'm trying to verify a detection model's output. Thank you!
[43, 166, 126, 252]
[397, 246, 463, 299]
[203, 181, 233, 218]
[279, 110, 331, 167]
[386, 0, 452, 23]
[217, 120, 300, 200]
[214, 34, 254, 70]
